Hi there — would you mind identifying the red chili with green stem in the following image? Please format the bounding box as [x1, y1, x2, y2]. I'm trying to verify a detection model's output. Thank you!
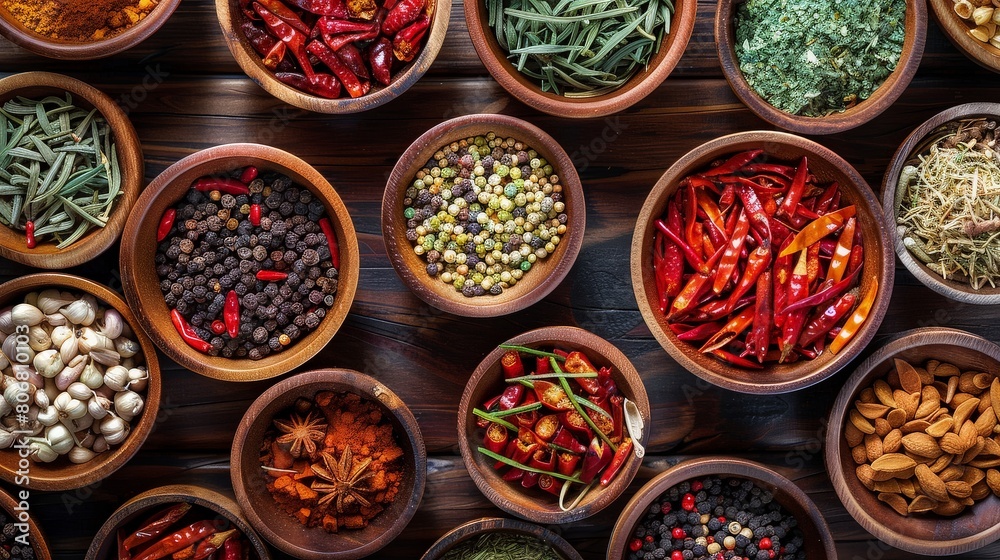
[170, 310, 212, 354]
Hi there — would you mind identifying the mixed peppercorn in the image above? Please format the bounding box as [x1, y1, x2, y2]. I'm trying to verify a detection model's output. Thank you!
[474, 345, 635, 508]
[403, 132, 568, 297]
[0, 511, 34, 560]
[155, 167, 340, 360]
[116, 502, 250, 560]
[655, 149, 875, 368]
[627, 476, 805, 560]
[239, 0, 432, 99]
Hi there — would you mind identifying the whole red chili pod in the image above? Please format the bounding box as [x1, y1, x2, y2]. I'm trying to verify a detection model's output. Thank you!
[211, 320, 227, 335]
[192, 178, 250, 196]
[368, 37, 393, 86]
[392, 14, 429, 62]
[224, 290, 240, 339]
[122, 503, 192, 552]
[157, 209, 176, 242]
[381, 0, 425, 36]
[274, 72, 342, 99]
[318, 217, 340, 269]
[240, 166, 259, 184]
[256, 270, 288, 282]
[25, 220, 35, 248]
[249, 204, 262, 226]
[170, 310, 213, 354]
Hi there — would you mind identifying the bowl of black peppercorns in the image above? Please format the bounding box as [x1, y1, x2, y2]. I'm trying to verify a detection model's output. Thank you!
[607, 456, 836, 560]
[120, 143, 359, 382]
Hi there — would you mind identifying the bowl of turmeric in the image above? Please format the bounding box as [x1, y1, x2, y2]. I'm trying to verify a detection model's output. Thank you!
[0, 0, 182, 59]
[231, 368, 426, 559]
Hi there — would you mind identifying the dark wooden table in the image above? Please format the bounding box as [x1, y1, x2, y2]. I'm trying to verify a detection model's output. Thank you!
[1, 0, 999, 558]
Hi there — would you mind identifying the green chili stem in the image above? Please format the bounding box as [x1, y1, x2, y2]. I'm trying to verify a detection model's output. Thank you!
[504, 372, 597, 383]
[499, 344, 566, 360]
[490, 401, 543, 418]
[473, 408, 519, 431]
[552, 357, 617, 452]
[477, 447, 585, 484]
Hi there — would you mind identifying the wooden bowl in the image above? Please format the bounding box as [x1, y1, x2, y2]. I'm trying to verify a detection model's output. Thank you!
[420, 517, 583, 560]
[464, 0, 696, 118]
[882, 102, 1000, 304]
[0, 486, 52, 560]
[231, 368, 426, 559]
[85, 484, 271, 560]
[607, 456, 837, 559]
[119, 143, 359, 381]
[931, 0, 1000, 74]
[0, 72, 143, 269]
[216, 0, 449, 113]
[0, 0, 180, 60]
[715, 0, 927, 134]
[0, 273, 161, 491]
[630, 131, 895, 394]
[382, 114, 585, 317]
[457, 326, 650, 524]
[825, 327, 1000, 555]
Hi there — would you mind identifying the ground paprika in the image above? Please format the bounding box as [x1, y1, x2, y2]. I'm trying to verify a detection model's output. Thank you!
[3, 0, 158, 41]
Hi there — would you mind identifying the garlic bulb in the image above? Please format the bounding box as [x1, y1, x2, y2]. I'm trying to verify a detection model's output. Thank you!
[114, 391, 144, 422]
[127, 368, 149, 392]
[54, 392, 87, 420]
[99, 309, 124, 340]
[29, 440, 57, 463]
[36, 289, 74, 315]
[100, 415, 128, 445]
[80, 359, 104, 389]
[11, 304, 44, 327]
[60, 299, 95, 326]
[27, 325, 50, 352]
[88, 395, 112, 420]
[36, 405, 58, 427]
[33, 349, 63, 378]
[4, 382, 28, 407]
[103, 366, 130, 392]
[68, 446, 97, 464]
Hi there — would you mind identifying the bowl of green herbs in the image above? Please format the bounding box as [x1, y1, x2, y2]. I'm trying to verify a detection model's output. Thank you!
[715, 0, 927, 135]
[0, 71, 143, 269]
[465, 0, 697, 118]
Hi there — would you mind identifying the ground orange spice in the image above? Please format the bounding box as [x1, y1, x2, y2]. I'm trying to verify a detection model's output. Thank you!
[3, 0, 158, 41]
[261, 391, 404, 533]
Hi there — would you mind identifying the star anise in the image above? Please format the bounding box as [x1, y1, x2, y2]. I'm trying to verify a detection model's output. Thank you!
[273, 411, 328, 458]
[310, 446, 376, 514]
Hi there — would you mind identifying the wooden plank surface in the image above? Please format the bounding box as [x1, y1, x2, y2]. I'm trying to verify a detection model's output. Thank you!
[1, 0, 999, 558]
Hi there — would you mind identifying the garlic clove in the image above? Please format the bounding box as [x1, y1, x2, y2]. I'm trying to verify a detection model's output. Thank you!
[92, 435, 109, 453]
[80, 359, 105, 389]
[49, 325, 73, 348]
[29, 440, 57, 462]
[103, 366, 130, 392]
[36, 289, 75, 315]
[76, 430, 95, 449]
[66, 382, 93, 401]
[11, 304, 44, 327]
[99, 309, 124, 340]
[44, 313, 67, 327]
[88, 395, 111, 420]
[60, 299, 95, 326]
[54, 392, 87, 420]
[0, 307, 13, 335]
[114, 391, 144, 422]
[0, 352, 8, 371]
[27, 325, 50, 352]
[114, 338, 139, 359]
[0, 428, 14, 449]
[90, 348, 121, 367]
[99, 415, 128, 445]
[68, 446, 96, 464]
[64, 413, 94, 432]
[127, 367, 149, 392]
[36, 405, 58, 427]
[55, 356, 86, 391]
[59, 335, 79, 366]
[33, 389, 49, 409]
[33, 349, 63, 378]
[45, 424, 73, 454]
[3, 333, 32, 365]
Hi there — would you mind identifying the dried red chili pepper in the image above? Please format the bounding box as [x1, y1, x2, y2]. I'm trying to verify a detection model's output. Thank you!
[170, 310, 212, 354]
[827, 216, 855, 283]
[249, 203, 262, 226]
[132, 521, 219, 560]
[211, 320, 226, 335]
[156, 209, 176, 243]
[24, 220, 35, 248]
[367, 37, 393, 86]
[713, 209, 749, 294]
[751, 270, 772, 362]
[242, 20, 278, 56]
[336, 43, 371, 80]
[239, 166, 259, 184]
[256, 0, 311, 33]
[221, 537, 242, 560]
[308, 39, 369, 98]
[562, 351, 601, 396]
[382, 0, 425, 35]
[699, 306, 755, 354]
[779, 250, 810, 362]
[599, 437, 632, 486]
[779, 205, 856, 257]
[778, 156, 808, 218]
[700, 149, 763, 177]
[192, 529, 239, 560]
[192, 178, 250, 195]
[224, 290, 240, 338]
[828, 279, 878, 355]
[319, 217, 340, 269]
[287, 0, 350, 16]
[256, 270, 288, 282]
[675, 322, 722, 342]
[256, 4, 316, 80]
[735, 182, 771, 244]
[711, 348, 763, 369]
[392, 14, 429, 62]
[122, 503, 192, 553]
[262, 40, 286, 69]
[725, 245, 771, 312]
[484, 422, 508, 454]
[799, 290, 858, 347]
[274, 72, 342, 98]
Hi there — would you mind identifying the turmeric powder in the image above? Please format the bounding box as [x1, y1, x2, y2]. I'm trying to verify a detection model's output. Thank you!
[3, 0, 158, 42]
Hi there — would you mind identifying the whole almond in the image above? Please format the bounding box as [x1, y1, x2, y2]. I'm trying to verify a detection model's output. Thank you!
[935, 362, 961, 377]
[915, 399, 940, 420]
[898, 478, 916, 498]
[886, 408, 906, 428]
[883, 429, 902, 454]
[974, 373, 994, 391]
[961, 467, 985, 486]
[872, 453, 918, 474]
[927, 359, 941, 376]
[898, 391, 919, 420]
[971, 480, 992, 500]
[959, 371, 979, 395]
[930, 453, 955, 473]
[865, 433, 884, 462]
[982, 437, 1000, 456]
[908, 495, 937, 513]
[953, 398, 981, 430]
[852, 444, 868, 465]
[850, 410, 876, 435]
[932, 499, 966, 516]
[873, 479, 901, 493]
[961, 436, 986, 464]
[960, 421, 980, 449]
[859, 388, 876, 404]
[856, 402, 890, 420]
[875, 418, 892, 438]
[896, 358, 922, 394]
[874, 379, 896, 407]
[979, 395, 993, 415]
[969, 457, 1000, 468]
[941, 432, 968, 455]
[991, 378, 1000, 420]
[938, 465, 965, 482]
[845, 421, 865, 447]
[857, 464, 876, 490]
[915, 463, 950, 502]
[946, 376, 959, 404]
[946, 480, 973, 499]
[901, 419, 931, 434]
[987, 469, 1000, 496]
[916, 366, 934, 386]
[901, 432, 942, 458]
[878, 492, 909, 516]
[952, 392, 975, 408]
[976, 409, 997, 437]
[926, 417, 955, 438]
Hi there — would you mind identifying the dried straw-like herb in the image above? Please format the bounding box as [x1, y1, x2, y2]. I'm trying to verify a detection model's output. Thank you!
[896, 117, 1000, 289]
[441, 532, 563, 559]
[0, 93, 120, 249]
[487, 0, 673, 97]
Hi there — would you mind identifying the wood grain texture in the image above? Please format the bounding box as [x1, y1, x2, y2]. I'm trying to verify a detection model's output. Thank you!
[0, 0, 999, 558]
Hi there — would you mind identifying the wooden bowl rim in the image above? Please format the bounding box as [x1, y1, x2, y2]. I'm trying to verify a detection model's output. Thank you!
[0, 486, 52, 560]
[230, 368, 427, 560]
[714, 0, 927, 135]
[456, 326, 651, 523]
[215, 0, 450, 113]
[929, 0, 1000, 74]
[84, 483, 272, 560]
[881, 102, 1000, 304]
[382, 113, 585, 317]
[0, 72, 144, 269]
[119, 142, 359, 381]
[0, 272, 161, 491]
[464, 0, 697, 118]
[824, 327, 1000, 555]
[0, 0, 181, 60]
[630, 130, 895, 394]
[607, 456, 837, 560]
[419, 517, 584, 560]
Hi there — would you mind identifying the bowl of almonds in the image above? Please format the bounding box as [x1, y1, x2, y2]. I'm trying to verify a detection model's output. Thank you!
[931, 0, 1000, 74]
[826, 327, 1000, 555]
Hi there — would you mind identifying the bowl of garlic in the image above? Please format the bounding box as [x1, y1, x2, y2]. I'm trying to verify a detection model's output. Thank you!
[0, 273, 160, 490]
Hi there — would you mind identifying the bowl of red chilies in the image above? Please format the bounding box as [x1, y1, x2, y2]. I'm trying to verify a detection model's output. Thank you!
[216, 0, 449, 112]
[631, 131, 894, 394]
[85, 483, 271, 560]
[458, 326, 651, 524]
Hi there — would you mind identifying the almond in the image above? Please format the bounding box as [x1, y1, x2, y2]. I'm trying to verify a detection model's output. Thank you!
[960, 420, 980, 450]
[926, 417, 955, 438]
[845, 421, 865, 447]
[859, 388, 876, 404]
[932, 499, 966, 516]
[896, 358, 922, 394]
[882, 429, 902, 454]
[874, 379, 896, 407]
[982, 437, 1000, 456]
[976, 409, 997, 437]
[961, 436, 985, 464]
[915, 398, 940, 420]
[954, 397, 981, 428]
[865, 433, 884, 462]
[971, 480, 991, 500]
[946, 480, 973, 498]
[987, 469, 1000, 496]
[898, 478, 916, 498]
[916, 366, 934, 387]
[979, 395, 993, 415]
[941, 432, 968, 455]
[901, 419, 931, 434]
[915, 463, 950, 502]
[935, 362, 960, 377]
[930, 453, 955, 473]
[873, 479, 901, 493]
[872, 453, 917, 475]
[974, 372, 994, 391]
[991, 378, 1000, 420]
[851, 443, 868, 465]
[856, 402, 890, 420]
[850, 410, 876, 435]
[959, 371, 979, 395]
[938, 465, 965, 482]
[907, 495, 937, 513]
[898, 391, 919, 420]
[926, 359, 941, 376]
[961, 466, 985, 486]
[901, 432, 942, 458]
[856, 464, 876, 490]
[875, 418, 892, 438]
[970, 457, 1000, 468]
[886, 408, 906, 428]
[878, 492, 909, 516]
[946, 376, 959, 404]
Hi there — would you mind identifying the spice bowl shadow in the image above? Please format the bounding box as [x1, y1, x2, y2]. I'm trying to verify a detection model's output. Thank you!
[0, 72, 143, 269]
[119, 143, 359, 382]
[714, 0, 927, 135]
[882, 102, 1000, 305]
[464, 0, 696, 117]
[231, 369, 426, 560]
[0, 485, 52, 560]
[215, 0, 450, 113]
[630, 130, 895, 394]
[457, 326, 650, 524]
[825, 327, 1000, 555]
[382, 114, 585, 317]
[607, 456, 837, 560]
[0, 273, 161, 491]
[931, 0, 1000, 74]
[420, 517, 584, 559]
[0, 0, 181, 59]
[85, 484, 272, 560]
